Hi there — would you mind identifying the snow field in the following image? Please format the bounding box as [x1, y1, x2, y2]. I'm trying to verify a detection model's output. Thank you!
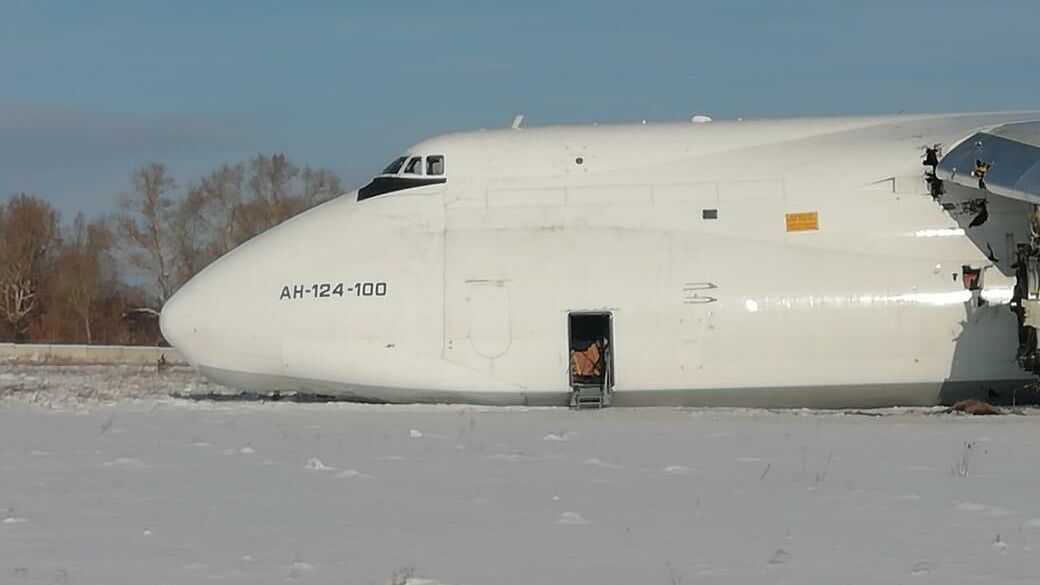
[1, 365, 1040, 584]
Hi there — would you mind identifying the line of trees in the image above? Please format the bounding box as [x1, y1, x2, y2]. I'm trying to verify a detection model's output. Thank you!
[0, 154, 342, 344]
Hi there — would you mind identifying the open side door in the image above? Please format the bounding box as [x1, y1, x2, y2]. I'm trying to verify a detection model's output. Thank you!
[568, 312, 614, 409]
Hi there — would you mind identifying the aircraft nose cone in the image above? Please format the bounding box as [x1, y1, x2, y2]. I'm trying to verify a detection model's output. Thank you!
[159, 284, 196, 361]
[158, 194, 357, 376]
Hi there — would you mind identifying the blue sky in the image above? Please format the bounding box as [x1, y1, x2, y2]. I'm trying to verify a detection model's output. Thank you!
[2, 0, 1038, 217]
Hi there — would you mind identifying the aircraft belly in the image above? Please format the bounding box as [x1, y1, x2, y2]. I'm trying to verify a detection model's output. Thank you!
[196, 364, 1034, 407]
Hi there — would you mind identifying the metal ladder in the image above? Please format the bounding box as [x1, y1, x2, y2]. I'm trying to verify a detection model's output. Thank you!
[569, 347, 612, 409]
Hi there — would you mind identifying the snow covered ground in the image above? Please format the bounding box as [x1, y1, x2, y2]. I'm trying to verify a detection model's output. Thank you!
[2, 365, 1040, 584]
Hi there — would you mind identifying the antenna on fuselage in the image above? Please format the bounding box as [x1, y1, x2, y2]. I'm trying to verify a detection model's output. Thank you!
[511, 114, 525, 130]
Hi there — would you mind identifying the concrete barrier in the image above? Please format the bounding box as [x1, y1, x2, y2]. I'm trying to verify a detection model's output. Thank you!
[0, 343, 185, 365]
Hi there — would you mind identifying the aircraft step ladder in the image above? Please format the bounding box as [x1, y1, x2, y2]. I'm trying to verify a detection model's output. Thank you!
[570, 383, 609, 409]
[569, 350, 612, 409]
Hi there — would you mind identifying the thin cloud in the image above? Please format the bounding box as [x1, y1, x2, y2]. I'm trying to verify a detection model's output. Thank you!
[0, 103, 253, 170]
[0, 103, 260, 215]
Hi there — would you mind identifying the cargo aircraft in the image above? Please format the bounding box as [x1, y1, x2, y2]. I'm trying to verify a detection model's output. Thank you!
[160, 112, 1040, 408]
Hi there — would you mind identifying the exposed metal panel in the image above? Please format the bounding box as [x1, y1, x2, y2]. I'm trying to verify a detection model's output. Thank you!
[937, 121, 1040, 204]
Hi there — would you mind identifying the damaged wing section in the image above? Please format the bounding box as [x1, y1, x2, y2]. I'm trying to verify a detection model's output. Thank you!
[934, 120, 1040, 375]
[936, 121, 1040, 202]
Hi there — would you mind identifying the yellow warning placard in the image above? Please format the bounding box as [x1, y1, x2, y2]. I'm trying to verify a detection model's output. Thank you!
[785, 211, 819, 232]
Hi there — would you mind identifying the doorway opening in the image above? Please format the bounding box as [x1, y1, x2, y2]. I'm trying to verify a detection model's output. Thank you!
[568, 312, 613, 408]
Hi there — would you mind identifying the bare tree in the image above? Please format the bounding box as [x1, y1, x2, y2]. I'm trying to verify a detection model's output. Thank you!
[248, 153, 299, 229]
[116, 157, 344, 307]
[171, 186, 212, 285]
[54, 214, 114, 344]
[117, 163, 177, 305]
[0, 194, 59, 341]
[0, 153, 342, 344]
[233, 154, 343, 243]
[301, 166, 343, 205]
[195, 163, 245, 255]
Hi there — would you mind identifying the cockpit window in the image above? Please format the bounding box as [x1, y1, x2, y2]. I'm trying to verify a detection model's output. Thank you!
[403, 156, 423, 175]
[381, 156, 407, 175]
[359, 154, 448, 201]
[426, 154, 445, 176]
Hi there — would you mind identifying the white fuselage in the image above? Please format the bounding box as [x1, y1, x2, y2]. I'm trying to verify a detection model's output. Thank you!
[160, 112, 1040, 407]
